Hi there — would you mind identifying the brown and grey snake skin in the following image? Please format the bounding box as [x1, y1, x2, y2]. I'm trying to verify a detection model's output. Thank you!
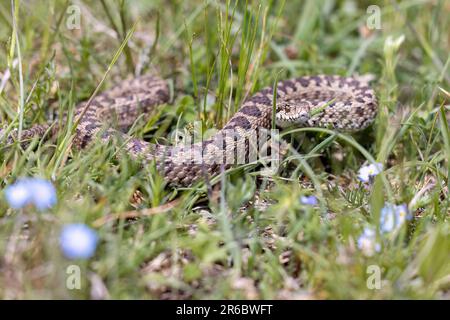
[2, 74, 377, 186]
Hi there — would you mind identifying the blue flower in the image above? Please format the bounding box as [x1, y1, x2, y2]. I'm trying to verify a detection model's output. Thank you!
[357, 227, 381, 256]
[380, 203, 409, 233]
[4, 179, 32, 209]
[59, 224, 98, 259]
[28, 178, 57, 210]
[396, 203, 412, 221]
[3, 177, 56, 210]
[358, 203, 410, 256]
[357, 162, 383, 182]
[300, 195, 318, 206]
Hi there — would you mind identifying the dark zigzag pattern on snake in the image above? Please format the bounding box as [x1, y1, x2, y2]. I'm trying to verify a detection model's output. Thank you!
[2, 74, 377, 186]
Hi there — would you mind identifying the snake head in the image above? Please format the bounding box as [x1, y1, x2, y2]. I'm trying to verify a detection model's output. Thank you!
[275, 101, 312, 128]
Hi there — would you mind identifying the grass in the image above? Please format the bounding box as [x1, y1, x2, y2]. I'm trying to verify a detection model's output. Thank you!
[0, 0, 449, 299]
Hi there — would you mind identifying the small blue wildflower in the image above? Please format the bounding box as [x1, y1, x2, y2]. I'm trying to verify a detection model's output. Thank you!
[380, 204, 396, 233]
[357, 162, 383, 183]
[4, 179, 32, 209]
[300, 195, 318, 206]
[395, 203, 412, 221]
[59, 224, 98, 259]
[380, 203, 409, 233]
[357, 227, 381, 256]
[28, 178, 57, 210]
[3, 177, 56, 210]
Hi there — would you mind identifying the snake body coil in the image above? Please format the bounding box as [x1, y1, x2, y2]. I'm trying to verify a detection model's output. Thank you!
[3, 75, 377, 186]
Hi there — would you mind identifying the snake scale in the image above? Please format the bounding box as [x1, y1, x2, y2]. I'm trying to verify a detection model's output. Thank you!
[2, 74, 377, 186]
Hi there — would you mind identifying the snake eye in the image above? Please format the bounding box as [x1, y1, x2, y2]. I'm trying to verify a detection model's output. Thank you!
[297, 111, 310, 123]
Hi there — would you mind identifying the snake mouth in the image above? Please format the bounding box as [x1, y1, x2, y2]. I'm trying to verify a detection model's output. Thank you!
[275, 115, 310, 128]
[275, 108, 311, 128]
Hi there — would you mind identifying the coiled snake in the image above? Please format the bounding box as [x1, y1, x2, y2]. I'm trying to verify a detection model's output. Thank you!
[2, 75, 377, 186]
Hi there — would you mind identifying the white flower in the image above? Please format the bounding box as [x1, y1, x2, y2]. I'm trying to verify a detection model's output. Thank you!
[384, 35, 405, 54]
[357, 162, 383, 182]
[59, 224, 98, 259]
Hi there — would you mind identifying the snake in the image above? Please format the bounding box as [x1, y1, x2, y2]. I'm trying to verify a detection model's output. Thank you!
[2, 74, 377, 186]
